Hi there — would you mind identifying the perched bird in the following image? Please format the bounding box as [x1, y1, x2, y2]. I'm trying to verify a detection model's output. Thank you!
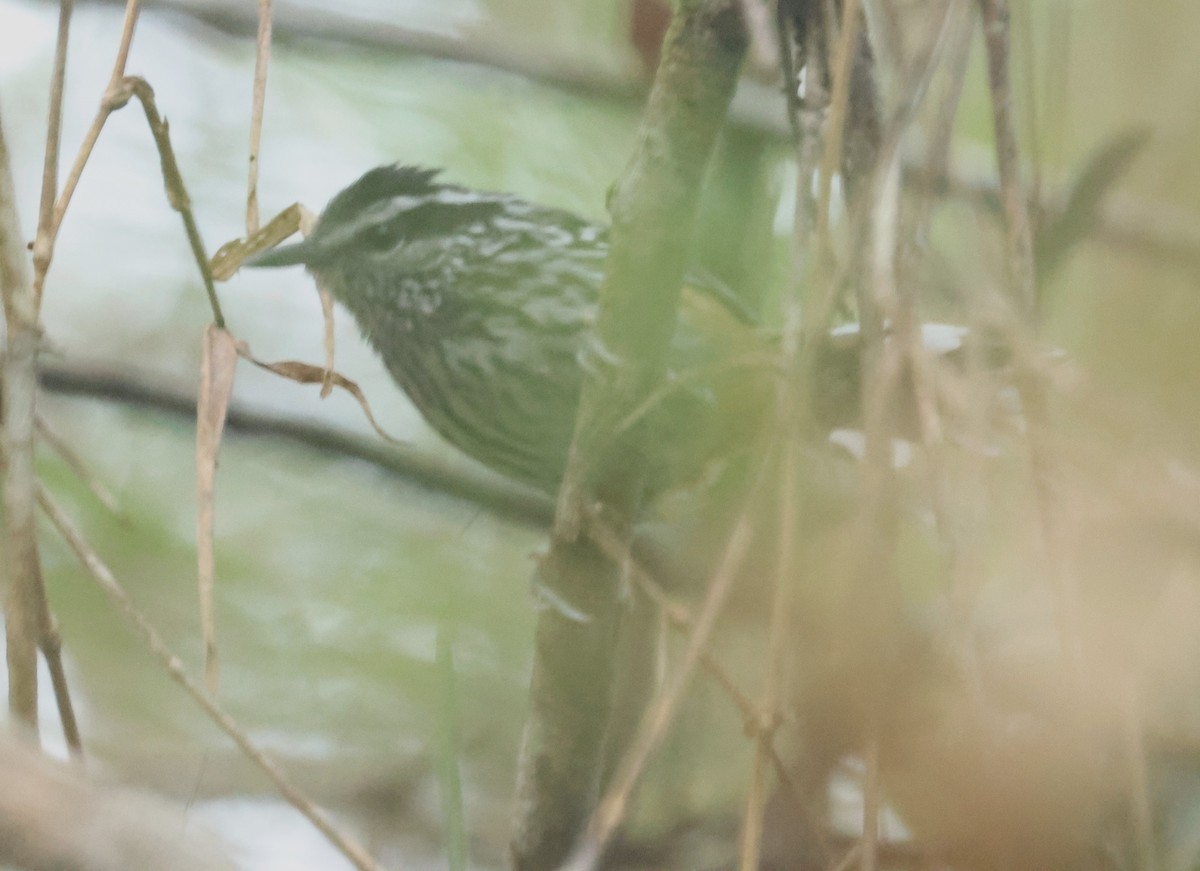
[247, 165, 1200, 871]
[246, 163, 877, 496]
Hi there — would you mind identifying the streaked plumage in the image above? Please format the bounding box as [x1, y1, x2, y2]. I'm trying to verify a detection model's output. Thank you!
[247, 164, 765, 493]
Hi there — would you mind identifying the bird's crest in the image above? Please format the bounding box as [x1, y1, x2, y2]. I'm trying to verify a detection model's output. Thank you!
[320, 164, 443, 227]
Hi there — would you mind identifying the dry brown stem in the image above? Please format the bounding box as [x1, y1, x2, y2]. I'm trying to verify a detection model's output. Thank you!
[566, 472, 764, 871]
[245, 0, 272, 235]
[195, 325, 239, 696]
[1, 89, 49, 738]
[37, 484, 387, 871]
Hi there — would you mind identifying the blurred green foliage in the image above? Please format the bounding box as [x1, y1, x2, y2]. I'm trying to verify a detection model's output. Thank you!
[2, 0, 1199, 866]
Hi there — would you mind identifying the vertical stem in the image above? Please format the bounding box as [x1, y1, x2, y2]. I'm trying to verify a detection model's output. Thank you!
[737, 437, 799, 871]
[0, 104, 43, 730]
[815, 0, 863, 244]
[978, 0, 1037, 316]
[511, 541, 627, 871]
[511, 3, 747, 868]
[31, 0, 72, 313]
[246, 0, 272, 236]
[45, 0, 143, 246]
[436, 620, 468, 871]
[107, 0, 141, 82]
[860, 725, 880, 871]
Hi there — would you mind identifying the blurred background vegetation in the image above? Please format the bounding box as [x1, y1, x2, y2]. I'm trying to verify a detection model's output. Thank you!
[1, 0, 1199, 868]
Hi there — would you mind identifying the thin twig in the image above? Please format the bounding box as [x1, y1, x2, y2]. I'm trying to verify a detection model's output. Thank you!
[37, 0, 72, 225]
[619, 558, 810, 829]
[1119, 675, 1157, 871]
[37, 359, 553, 527]
[585, 512, 789, 770]
[245, 0, 272, 236]
[45, 110, 108, 247]
[894, 2, 988, 650]
[737, 436, 798, 871]
[977, 3, 1094, 802]
[1014, 0, 1043, 221]
[36, 607, 84, 758]
[815, 0, 863, 244]
[107, 0, 141, 81]
[977, 0, 1077, 633]
[566, 454, 773, 871]
[739, 717, 774, 871]
[861, 725, 881, 871]
[46, 0, 142, 244]
[794, 1, 866, 378]
[906, 158, 1200, 275]
[37, 484, 387, 871]
[872, 0, 968, 456]
[111, 77, 224, 327]
[31, 0, 73, 313]
[37, 414, 121, 514]
[978, 0, 1036, 316]
[835, 14, 970, 870]
[435, 622, 468, 871]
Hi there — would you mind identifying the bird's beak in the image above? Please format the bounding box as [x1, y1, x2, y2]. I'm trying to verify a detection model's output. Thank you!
[244, 238, 319, 268]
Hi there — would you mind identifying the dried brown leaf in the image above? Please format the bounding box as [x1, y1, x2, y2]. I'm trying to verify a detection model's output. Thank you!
[196, 324, 239, 696]
[317, 282, 336, 399]
[208, 204, 304, 281]
[236, 346, 404, 445]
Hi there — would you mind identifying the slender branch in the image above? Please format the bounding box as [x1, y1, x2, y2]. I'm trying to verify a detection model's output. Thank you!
[107, 0, 141, 81]
[37, 484, 387, 871]
[815, 0, 863, 245]
[861, 726, 881, 871]
[43, 71, 226, 327]
[36, 611, 83, 758]
[567, 464, 766, 871]
[848, 17, 968, 871]
[30, 0, 73, 313]
[33, 333, 904, 532]
[901, 1, 985, 645]
[111, 78, 224, 327]
[245, 0, 272, 236]
[737, 438, 796, 871]
[44, 0, 142, 245]
[37, 359, 553, 527]
[584, 511, 805, 813]
[37, 413, 121, 514]
[978, 0, 1036, 316]
[974, 18, 1101, 846]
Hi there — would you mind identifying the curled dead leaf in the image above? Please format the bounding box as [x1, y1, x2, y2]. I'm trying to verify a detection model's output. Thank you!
[235, 344, 404, 445]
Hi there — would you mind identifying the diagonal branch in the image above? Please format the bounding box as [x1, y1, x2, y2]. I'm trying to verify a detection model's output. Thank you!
[37, 484, 387, 871]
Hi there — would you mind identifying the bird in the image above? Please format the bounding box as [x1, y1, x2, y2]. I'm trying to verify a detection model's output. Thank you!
[245, 165, 1200, 871]
[244, 163, 882, 497]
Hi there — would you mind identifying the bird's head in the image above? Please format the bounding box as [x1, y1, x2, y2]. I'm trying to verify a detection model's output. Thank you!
[245, 164, 502, 271]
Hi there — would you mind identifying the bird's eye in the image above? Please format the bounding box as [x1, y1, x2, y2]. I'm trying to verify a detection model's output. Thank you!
[361, 223, 395, 252]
